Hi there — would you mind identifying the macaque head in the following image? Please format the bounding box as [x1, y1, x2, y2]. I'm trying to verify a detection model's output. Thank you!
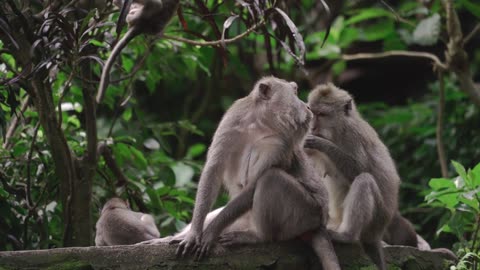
[308, 83, 355, 140]
[101, 197, 130, 214]
[251, 76, 312, 140]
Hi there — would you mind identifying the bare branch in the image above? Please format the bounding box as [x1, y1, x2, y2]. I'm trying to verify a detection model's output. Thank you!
[162, 21, 264, 47]
[464, 23, 480, 45]
[3, 96, 30, 150]
[97, 143, 128, 186]
[57, 71, 75, 130]
[342, 50, 447, 70]
[25, 122, 41, 208]
[436, 71, 448, 178]
[443, 0, 480, 107]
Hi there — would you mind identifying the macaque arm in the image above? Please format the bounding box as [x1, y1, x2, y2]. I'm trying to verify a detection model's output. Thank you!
[189, 164, 222, 235]
[203, 185, 255, 239]
[305, 135, 366, 182]
[195, 182, 255, 260]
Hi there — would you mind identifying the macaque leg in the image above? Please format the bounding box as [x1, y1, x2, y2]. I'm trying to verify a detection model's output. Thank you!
[330, 173, 387, 270]
[330, 173, 381, 242]
[252, 169, 323, 241]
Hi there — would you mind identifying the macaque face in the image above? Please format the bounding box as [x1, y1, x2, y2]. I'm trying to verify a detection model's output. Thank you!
[253, 77, 312, 138]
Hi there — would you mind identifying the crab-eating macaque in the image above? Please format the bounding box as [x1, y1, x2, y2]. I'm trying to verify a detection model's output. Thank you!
[304, 83, 400, 270]
[166, 77, 340, 269]
[96, 0, 179, 104]
[306, 148, 429, 250]
[95, 197, 160, 246]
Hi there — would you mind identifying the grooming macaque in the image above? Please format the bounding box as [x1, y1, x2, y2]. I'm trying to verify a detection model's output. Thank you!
[95, 197, 160, 246]
[305, 83, 400, 270]
[165, 77, 340, 269]
[96, 0, 179, 103]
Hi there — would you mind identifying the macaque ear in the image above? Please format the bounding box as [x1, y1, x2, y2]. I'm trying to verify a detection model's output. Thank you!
[258, 83, 272, 100]
[344, 99, 352, 115]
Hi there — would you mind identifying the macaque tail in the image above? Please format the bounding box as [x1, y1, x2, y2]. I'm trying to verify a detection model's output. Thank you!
[96, 27, 138, 104]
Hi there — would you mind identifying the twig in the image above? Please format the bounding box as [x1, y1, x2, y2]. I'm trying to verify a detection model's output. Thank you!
[25, 122, 41, 208]
[342, 50, 447, 70]
[57, 70, 75, 130]
[23, 122, 40, 249]
[97, 143, 128, 186]
[162, 20, 264, 46]
[436, 71, 448, 178]
[464, 23, 480, 45]
[3, 96, 30, 149]
[380, 0, 415, 26]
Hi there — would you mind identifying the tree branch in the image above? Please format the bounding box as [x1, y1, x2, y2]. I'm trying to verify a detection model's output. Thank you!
[341, 50, 447, 70]
[162, 21, 264, 47]
[443, 0, 480, 107]
[3, 96, 30, 150]
[464, 23, 480, 45]
[97, 143, 128, 186]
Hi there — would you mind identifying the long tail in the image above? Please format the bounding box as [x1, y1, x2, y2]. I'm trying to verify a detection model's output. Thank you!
[363, 241, 386, 270]
[311, 229, 341, 270]
[96, 27, 137, 104]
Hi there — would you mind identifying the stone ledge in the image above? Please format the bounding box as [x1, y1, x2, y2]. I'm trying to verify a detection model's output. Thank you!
[0, 241, 455, 270]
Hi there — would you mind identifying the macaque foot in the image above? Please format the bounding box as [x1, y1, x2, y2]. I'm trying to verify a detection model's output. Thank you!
[219, 230, 260, 247]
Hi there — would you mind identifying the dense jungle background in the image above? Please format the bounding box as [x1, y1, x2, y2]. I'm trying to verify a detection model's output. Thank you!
[0, 0, 479, 267]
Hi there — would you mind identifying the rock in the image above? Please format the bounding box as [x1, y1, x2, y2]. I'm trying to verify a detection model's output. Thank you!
[0, 241, 455, 270]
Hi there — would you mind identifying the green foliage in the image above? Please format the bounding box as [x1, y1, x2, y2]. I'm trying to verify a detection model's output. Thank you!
[425, 161, 480, 266]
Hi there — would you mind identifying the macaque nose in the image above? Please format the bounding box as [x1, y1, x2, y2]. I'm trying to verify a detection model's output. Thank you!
[306, 105, 311, 110]
[290, 82, 298, 91]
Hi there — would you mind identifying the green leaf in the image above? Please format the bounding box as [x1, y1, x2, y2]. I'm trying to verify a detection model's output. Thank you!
[332, 60, 346, 76]
[186, 143, 206, 159]
[429, 178, 455, 190]
[460, 193, 479, 211]
[360, 20, 395, 41]
[129, 146, 148, 169]
[338, 28, 358, 48]
[471, 163, 480, 186]
[0, 187, 8, 198]
[461, 0, 480, 19]
[412, 13, 441, 46]
[157, 166, 176, 186]
[345, 8, 393, 25]
[452, 160, 468, 182]
[121, 55, 134, 73]
[146, 187, 161, 209]
[122, 107, 132, 121]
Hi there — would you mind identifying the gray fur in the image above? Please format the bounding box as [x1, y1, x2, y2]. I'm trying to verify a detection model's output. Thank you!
[95, 198, 160, 246]
[174, 77, 340, 269]
[96, 0, 179, 103]
[305, 83, 400, 270]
